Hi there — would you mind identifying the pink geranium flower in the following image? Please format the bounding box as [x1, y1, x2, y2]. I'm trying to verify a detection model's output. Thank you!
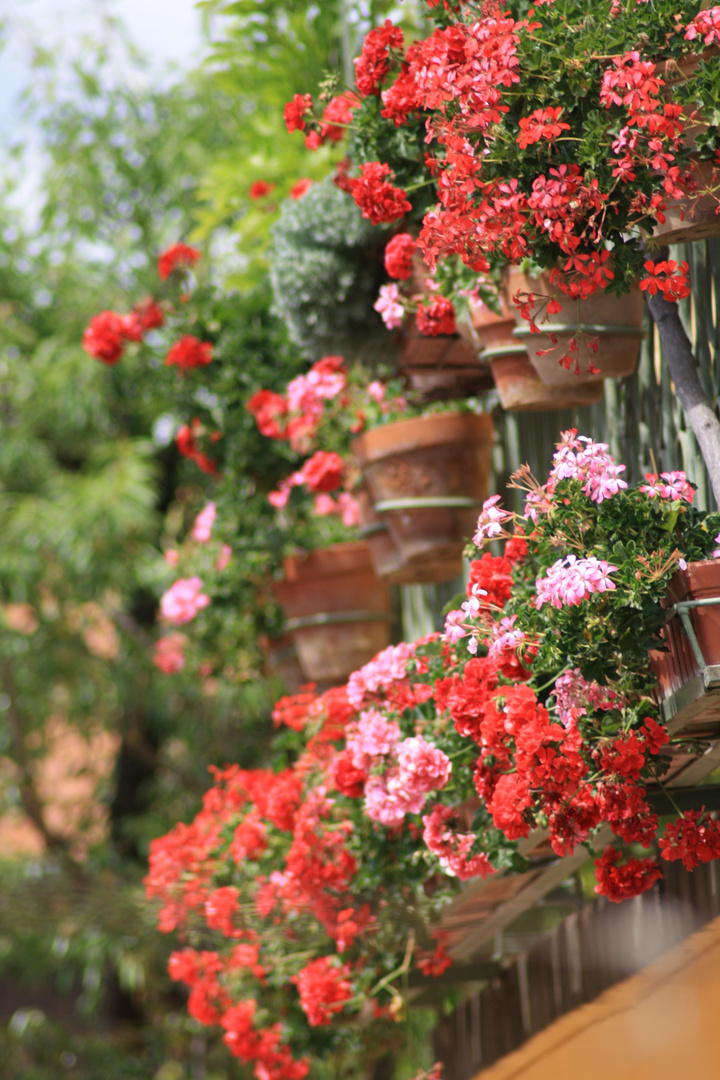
[192, 502, 216, 542]
[160, 577, 210, 625]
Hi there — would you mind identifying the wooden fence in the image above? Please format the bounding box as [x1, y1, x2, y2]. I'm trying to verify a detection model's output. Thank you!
[434, 858, 720, 1080]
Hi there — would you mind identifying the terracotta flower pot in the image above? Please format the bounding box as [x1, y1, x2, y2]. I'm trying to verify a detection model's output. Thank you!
[459, 294, 518, 355]
[398, 327, 494, 402]
[355, 485, 420, 585]
[260, 633, 307, 694]
[486, 345, 604, 412]
[653, 156, 720, 245]
[273, 542, 391, 684]
[353, 411, 494, 584]
[649, 560, 720, 737]
[397, 248, 494, 401]
[506, 267, 646, 386]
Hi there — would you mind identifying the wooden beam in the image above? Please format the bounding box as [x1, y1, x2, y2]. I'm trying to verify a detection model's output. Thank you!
[448, 827, 614, 962]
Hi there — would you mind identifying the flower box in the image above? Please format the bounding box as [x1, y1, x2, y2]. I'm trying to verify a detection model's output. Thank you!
[353, 411, 494, 584]
[273, 541, 391, 684]
[649, 560, 720, 737]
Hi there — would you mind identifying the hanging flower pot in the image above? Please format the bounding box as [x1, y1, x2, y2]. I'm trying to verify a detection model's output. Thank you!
[506, 267, 646, 386]
[355, 485, 420, 585]
[649, 560, 720, 737]
[653, 156, 720, 245]
[459, 293, 518, 355]
[273, 542, 391, 685]
[260, 633, 307, 694]
[353, 411, 494, 584]
[396, 248, 494, 401]
[485, 345, 604, 412]
[398, 326, 494, 402]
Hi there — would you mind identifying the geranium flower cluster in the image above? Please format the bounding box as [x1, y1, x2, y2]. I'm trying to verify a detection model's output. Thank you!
[374, 232, 461, 339]
[83, 299, 165, 365]
[152, 502, 232, 675]
[145, 632, 513, 1069]
[447, 430, 720, 899]
[286, 0, 720, 372]
[247, 356, 408, 521]
[146, 428, 720, 1069]
[83, 244, 213, 371]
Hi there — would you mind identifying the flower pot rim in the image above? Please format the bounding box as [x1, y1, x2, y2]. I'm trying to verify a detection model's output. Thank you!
[513, 324, 647, 338]
[353, 409, 494, 461]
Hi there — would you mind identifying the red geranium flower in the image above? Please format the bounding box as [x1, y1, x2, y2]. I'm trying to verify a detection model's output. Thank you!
[291, 957, 352, 1027]
[249, 180, 275, 200]
[354, 20, 404, 97]
[82, 311, 127, 364]
[290, 178, 313, 200]
[384, 233, 417, 279]
[298, 450, 344, 493]
[594, 846, 661, 902]
[157, 243, 201, 281]
[175, 419, 220, 477]
[284, 93, 313, 133]
[416, 296, 456, 336]
[350, 162, 411, 225]
[165, 335, 213, 371]
[247, 389, 289, 439]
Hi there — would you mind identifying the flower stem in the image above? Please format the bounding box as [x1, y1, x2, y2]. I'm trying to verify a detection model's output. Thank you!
[653, 774, 684, 818]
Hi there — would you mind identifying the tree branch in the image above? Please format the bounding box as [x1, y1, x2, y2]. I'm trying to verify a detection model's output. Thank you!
[645, 277, 720, 507]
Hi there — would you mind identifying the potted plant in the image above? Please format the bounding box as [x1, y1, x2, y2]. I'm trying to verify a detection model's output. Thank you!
[485, 344, 605, 411]
[286, 2, 720, 488]
[248, 356, 495, 585]
[505, 264, 647, 386]
[269, 177, 390, 363]
[376, 236, 495, 400]
[352, 408, 495, 583]
[145, 432, 720, 1079]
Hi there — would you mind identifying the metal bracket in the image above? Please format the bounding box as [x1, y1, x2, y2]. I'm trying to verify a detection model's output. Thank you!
[665, 595, 720, 671]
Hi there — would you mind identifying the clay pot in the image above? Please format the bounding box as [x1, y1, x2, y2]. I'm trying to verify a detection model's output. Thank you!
[261, 633, 307, 694]
[486, 345, 604, 412]
[273, 542, 390, 684]
[460, 294, 518, 355]
[353, 411, 494, 584]
[398, 327, 494, 401]
[506, 267, 646, 386]
[355, 485, 420, 585]
[653, 156, 720, 245]
[650, 561, 720, 696]
[397, 247, 494, 401]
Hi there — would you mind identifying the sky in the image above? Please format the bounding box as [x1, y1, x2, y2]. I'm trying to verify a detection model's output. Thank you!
[0, 0, 207, 138]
